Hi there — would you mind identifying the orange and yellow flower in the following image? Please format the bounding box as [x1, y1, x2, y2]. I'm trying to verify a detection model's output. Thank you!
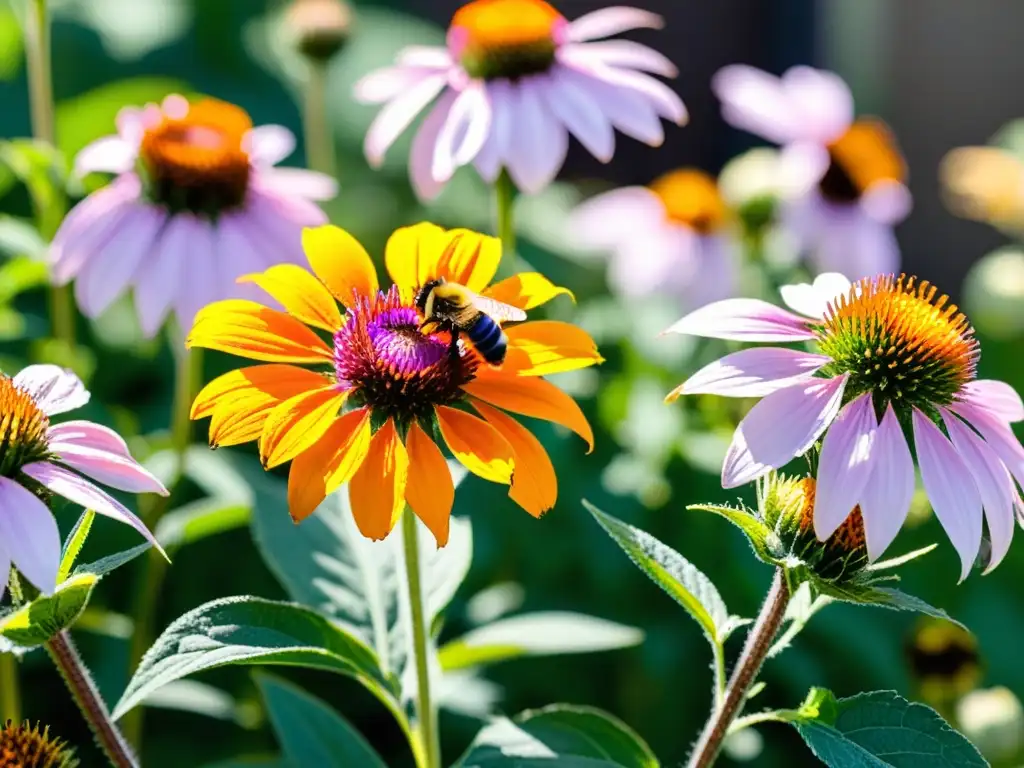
[187, 223, 601, 546]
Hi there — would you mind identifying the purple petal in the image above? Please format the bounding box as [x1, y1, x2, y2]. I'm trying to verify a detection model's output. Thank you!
[216, 213, 274, 302]
[859, 405, 915, 560]
[172, 216, 220, 332]
[813, 394, 877, 540]
[941, 408, 1015, 573]
[712, 65, 798, 145]
[540, 67, 615, 163]
[953, 402, 1024, 491]
[395, 46, 452, 69]
[51, 442, 167, 495]
[433, 81, 492, 182]
[561, 40, 677, 78]
[722, 374, 847, 489]
[244, 125, 295, 166]
[781, 66, 853, 144]
[413, 90, 459, 198]
[13, 365, 89, 416]
[678, 234, 740, 309]
[504, 78, 569, 194]
[364, 73, 447, 167]
[566, 6, 664, 42]
[115, 106, 146, 144]
[962, 380, 1024, 423]
[912, 409, 982, 582]
[792, 200, 902, 280]
[21, 462, 164, 558]
[862, 180, 912, 225]
[778, 141, 831, 197]
[663, 298, 816, 341]
[240, 194, 306, 262]
[559, 65, 663, 146]
[779, 272, 852, 319]
[133, 213, 188, 338]
[471, 82, 508, 184]
[47, 420, 130, 457]
[254, 167, 336, 202]
[249, 183, 328, 228]
[677, 347, 831, 398]
[558, 52, 686, 125]
[355, 65, 439, 104]
[73, 136, 137, 177]
[571, 186, 664, 251]
[0, 477, 60, 594]
[607, 226, 694, 299]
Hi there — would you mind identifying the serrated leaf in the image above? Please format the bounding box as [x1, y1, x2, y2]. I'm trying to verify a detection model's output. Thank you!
[58, 510, 95, 584]
[73, 542, 151, 577]
[811, 580, 965, 629]
[0, 573, 97, 647]
[257, 674, 387, 768]
[154, 498, 251, 550]
[439, 612, 643, 671]
[584, 501, 733, 646]
[687, 504, 776, 564]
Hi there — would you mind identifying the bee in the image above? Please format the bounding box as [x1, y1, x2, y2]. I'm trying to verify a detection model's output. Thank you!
[415, 278, 527, 365]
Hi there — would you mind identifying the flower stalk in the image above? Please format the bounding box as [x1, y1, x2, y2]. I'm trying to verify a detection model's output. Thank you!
[302, 61, 337, 177]
[46, 630, 138, 768]
[0, 653, 20, 725]
[495, 171, 517, 277]
[687, 569, 790, 768]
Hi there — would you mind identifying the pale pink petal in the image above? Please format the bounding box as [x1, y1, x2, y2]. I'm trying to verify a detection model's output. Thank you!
[162, 94, 189, 119]
[680, 347, 832, 398]
[861, 180, 912, 225]
[355, 66, 439, 104]
[779, 272, 853, 319]
[249, 185, 327, 229]
[541, 66, 615, 163]
[244, 125, 295, 167]
[781, 66, 854, 144]
[679, 234, 740, 309]
[216, 213, 272, 302]
[172, 217, 220, 332]
[663, 297, 816, 341]
[566, 6, 664, 42]
[912, 409, 982, 582]
[941, 409, 1015, 573]
[962, 380, 1024, 423]
[115, 106, 146, 144]
[21, 462, 164, 558]
[254, 167, 337, 201]
[504, 78, 568, 194]
[722, 374, 848, 488]
[47, 420, 130, 457]
[133, 213, 188, 338]
[0, 478, 60, 594]
[813, 394, 878, 540]
[51, 442, 167, 495]
[561, 52, 686, 125]
[73, 136, 137, 177]
[571, 186, 665, 251]
[561, 66, 663, 146]
[954, 402, 1024, 491]
[412, 90, 459, 198]
[777, 141, 831, 197]
[396, 46, 453, 69]
[241, 194, 306, 262]
[433, 81, 492, 182]
[364, 74, 447, 167]
[791, 199, 901, 280]
[859, 405, 915, 560]
[472, 82, 508, 184]
[607, 226, 691, 298]
[12, 365, 89, 415]
[0, 544, 8, 602]
[561, 40, 677, 78]
[712, 65, 798, 145]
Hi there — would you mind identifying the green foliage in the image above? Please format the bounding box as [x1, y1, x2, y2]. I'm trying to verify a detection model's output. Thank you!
[0, 573, 97, 648]
[57, 510, 95, 584]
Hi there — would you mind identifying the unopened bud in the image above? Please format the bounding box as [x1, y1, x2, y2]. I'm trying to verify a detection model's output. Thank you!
[956, 687, 1024, 763]
[287, 0, 352, 63]
[963, 246, 1024, 340]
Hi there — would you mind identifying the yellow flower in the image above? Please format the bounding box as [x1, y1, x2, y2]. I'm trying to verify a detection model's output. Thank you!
[187, 223, 601, 546]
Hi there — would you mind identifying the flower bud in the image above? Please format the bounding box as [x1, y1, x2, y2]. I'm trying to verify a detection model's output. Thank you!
[962, 246, 1024, 340]
[718, 148, 781, 236]
[0, 720, 78, 767]
[286, 0, 352, 63]
[956, 687, 1024, 764]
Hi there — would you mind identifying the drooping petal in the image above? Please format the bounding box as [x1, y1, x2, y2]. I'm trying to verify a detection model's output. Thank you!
[364, 74, 447, 167]
[0, 477, 60, 594]
[74, 135, 137, 177]
[565, 40, 677, 77]
[348, 419, 409, 541]
[432, 80, 492, 182]
[244, 125, 296, 166]
[778, 272, 853, 319]
[187, 299, 334, 363]
[912, 409, 983, 582]
[238, 263, 343, 331]
[47, 420, 129, 457]
[962, 380, 1024, 424]
[504, 78, 570, 194]
[858, 405, 915, 561]
[260, 386, 348, 469]
[436, 406, 514, 484]
[558, 54, 686, 126]
[288, 409, 372, 523]
[13, 365, 89, 416]
[473, 79, 511, 183]
[475, 402, 557, 518]
[484, 273, 574, 311]
[301, 225, 379, 307]
[355, 66, 440, 104]
[781, 65, 854, 145]
[255, 168, 338, 202]
[133, 212, 188, 338]
[465, 374, 594, 451]
[669, 347, 831, 401]
[539, 67, 615, 163]
[560, 65, 664, 146]
[410, 89, 458, 200]
[722, 375, 847, 489]
[404, 421, 455, 546]
[502, 321, 603, 376]
[712, 64, 798, 145]
[566, 6, 664, 42]
[861, 180, 912, 226]
[50, 442, 168, 495]
[812, 394, 877, 540]
[385, 222, 448, 298]
[663, 298, 816, 341]
[396, 46, 453, 69]
[173, 215, 221, 331]
[951, 402, 1024, 490]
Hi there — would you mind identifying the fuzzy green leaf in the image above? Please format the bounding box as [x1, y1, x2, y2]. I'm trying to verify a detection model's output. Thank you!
[57, 510, 95, 584]
[810, 580, 965, 629]
[0, 573, 97, 647]
[687, 504, 776, 564]
[73, 542, 151, 578]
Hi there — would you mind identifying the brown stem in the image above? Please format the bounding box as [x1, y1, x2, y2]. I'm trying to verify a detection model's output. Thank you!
[686, 569, 790, 768]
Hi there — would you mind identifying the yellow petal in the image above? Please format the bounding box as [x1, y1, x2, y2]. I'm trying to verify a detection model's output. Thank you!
[238, 264, 342, 331]
[404, 421, 454, 546]
[188, 299, 333, 363]
[303, 225, 379, 307]
[465, 374, 594, 453]
[349, 419, 409, 541]
[474, 402, 557, 518]
[385, 222, 448, 300]
[434, 229, 502, 293]
[288, 408, 372, 523]
[503, 321, 604, 376]
[484, 272, 574, 311]
[435, 405, 514, 484]
[260, 386, 348, 468]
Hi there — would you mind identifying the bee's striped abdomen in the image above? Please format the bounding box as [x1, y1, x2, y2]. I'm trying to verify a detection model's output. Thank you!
[468, 314, 507, 365]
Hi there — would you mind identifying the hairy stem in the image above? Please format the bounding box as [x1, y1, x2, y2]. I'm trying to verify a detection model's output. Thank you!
[0, 653, 20, 724]
[303, 60, 336, 176]
[46, 631, 138, 768]
[687, 569, 789, 768]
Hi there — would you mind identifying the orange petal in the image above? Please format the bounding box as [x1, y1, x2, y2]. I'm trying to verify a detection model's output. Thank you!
[385, 222, 448, 300]
[260, 386, 348, 468]
[464, 374, 594, 452]
[434, 229, 502, 293]
[238, 264, 342, 331]
[288, 409, 372, 523]
[303, 225, 379, 307]
[187, 299, 333, 363]
[349, 419, 409, 541]
[474, 402, 557, 518]
[435, 406, 514, 484]
[502, 321, 603, 376]
[484, 272, 575, 311]
[404, 421, 454, 546]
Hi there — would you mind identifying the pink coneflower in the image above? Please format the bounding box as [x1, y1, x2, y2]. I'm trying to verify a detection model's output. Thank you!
[50, 95, 337, 337]
[712, 65, 910, 278]
[666, 272, 1024, 578]
[570, 168, 738, 307]
[355, 0, 687, 199]
[0, 365, 166, 597]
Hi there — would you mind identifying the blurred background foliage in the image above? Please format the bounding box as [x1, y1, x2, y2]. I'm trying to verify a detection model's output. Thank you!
[2, 0, 1024, 766]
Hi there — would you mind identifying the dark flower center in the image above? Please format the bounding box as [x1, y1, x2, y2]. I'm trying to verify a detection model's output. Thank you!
[0, 377, 50, 479]
[819, 118, 905, 204]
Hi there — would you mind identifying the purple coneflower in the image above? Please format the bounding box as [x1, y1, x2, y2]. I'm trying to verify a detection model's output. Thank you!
[355, 0, 687, 199]
[666, 272, 1024, 578]
[50, 95, 337, 336]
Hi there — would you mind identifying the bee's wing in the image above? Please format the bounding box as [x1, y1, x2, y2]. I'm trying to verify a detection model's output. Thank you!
[469, 292, 528, 323]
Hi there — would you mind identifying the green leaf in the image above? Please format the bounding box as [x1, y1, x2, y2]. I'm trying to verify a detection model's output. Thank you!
[73, 542, 152, 578]
[866, 545, 938, 572]
[0, 255, 49, 304]
[584, 500, 736, 646]
[0, 6, 24, 82]
[791, 688, 986, 768]
[154, 498, 252, 550]
[440, 612, 643, 671]
[0, 573, 97, 647]
[257, 674, 387, 768]
[141, 680, 250, 726]
[58, 510, 95, 584]
[0, 217, 46, 260]
[111, 596, 398, 725]
[687, 504, 776, 564]
[810, 580, 965, 629]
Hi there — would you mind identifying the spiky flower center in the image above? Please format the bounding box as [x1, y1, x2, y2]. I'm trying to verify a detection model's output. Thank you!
[140, 99, 252, 217]
[450, 0, 564, 80]
[333, 286, 477, 425]
[0, 721, 78, 768]
[649, 169, 729, 235]
[815, 275, 979, 411]
[0, 377, 50, 478]
[819, 119, 905, 204]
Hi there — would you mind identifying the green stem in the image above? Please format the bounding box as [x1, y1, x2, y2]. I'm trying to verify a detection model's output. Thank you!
[712, 644, 726, 710]
[302, 60, 336, 176]
[0, 653, 20, 725]
[402, 511, 441, 768]
[495, 171, 517, 278]
[46, 631, 138, 768]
